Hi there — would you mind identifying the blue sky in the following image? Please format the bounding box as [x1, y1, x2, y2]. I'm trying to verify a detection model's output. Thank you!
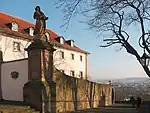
[0, 0, 148, 79]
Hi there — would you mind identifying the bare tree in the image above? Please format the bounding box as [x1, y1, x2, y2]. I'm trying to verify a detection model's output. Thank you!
[55, 0, 150, 77]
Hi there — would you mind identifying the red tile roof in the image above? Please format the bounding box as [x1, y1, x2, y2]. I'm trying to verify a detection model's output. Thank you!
[0, 12, 89, 54]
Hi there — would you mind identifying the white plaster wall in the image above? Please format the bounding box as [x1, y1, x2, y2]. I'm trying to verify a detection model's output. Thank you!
[0, 34, 31, 61]
[53, 47, 87, 78]
[0, 33, 88, 79]
[1, 59, 28, 101]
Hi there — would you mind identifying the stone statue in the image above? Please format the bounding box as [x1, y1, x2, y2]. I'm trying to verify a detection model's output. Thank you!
[33, 6, 48, 37]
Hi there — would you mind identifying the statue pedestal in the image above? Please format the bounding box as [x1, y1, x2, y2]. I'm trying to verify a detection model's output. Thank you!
[23, 38, 56, 112]
[23, 81, 44, 111]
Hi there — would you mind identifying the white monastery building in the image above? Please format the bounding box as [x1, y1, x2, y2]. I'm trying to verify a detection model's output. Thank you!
[0, 12, 89, 79]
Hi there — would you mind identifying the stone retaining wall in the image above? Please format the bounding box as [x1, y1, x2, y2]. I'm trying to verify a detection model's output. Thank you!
[54, 70, 112, 113]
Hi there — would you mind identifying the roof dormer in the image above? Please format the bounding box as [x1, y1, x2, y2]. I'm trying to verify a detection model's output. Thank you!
[29, 27, 34, 36]
[24, 27, 34, 36]
[6, 22, 18, 31]
[11, 22, 18, 31]
[60, 37, 64, 44]
[45, 32, 50, 40]
[55, 36, 64, 44]
[66, 40, 74, 47]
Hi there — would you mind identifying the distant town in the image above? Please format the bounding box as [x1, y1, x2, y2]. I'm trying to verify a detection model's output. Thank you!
[97, 77, 150, 101]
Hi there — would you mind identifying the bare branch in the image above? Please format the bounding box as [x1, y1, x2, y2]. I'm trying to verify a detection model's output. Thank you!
[99, 41, 121, 47]
[55, 0, 150, 77]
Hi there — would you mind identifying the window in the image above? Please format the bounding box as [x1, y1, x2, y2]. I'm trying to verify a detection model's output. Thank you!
[66, 40, 74, 47]
[60, 37, 64, 44]
[70, 70, 75, 77]
[60, 51, 64, 59]
[12, 22, 18, 31]
[55, 36, 64, 44]
[29, 27, 34, 36]
[71, 53, 74, 60]
[79, 71, 83, 78]
[70, 40, 74, 47]
[13, 41, 20, 52]
[80, 55, 82, 61]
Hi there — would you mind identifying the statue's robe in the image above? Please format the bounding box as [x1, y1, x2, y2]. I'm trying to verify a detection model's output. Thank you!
[34, 11, 47, 36]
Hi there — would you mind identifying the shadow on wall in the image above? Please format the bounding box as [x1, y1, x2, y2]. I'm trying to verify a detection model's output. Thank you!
[71, 77, 98, 111]
[72, 78, 78, 111]
[54, 69, 112, 112]
[98, 94, 105, 107]
[71, 79, 96, 111]
[112, 88, 115, 104]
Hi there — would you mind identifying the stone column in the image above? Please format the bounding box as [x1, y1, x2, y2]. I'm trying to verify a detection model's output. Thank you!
[23, 38, 56, 113]
[23, 39, 46, 111]
[43, 47, 56, 82]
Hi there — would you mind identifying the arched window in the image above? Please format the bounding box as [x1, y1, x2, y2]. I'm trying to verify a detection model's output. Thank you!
[12, 22, 18, 31]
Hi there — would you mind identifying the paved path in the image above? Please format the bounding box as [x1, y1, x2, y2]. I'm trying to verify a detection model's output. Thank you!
[71, 104, 149, 113]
